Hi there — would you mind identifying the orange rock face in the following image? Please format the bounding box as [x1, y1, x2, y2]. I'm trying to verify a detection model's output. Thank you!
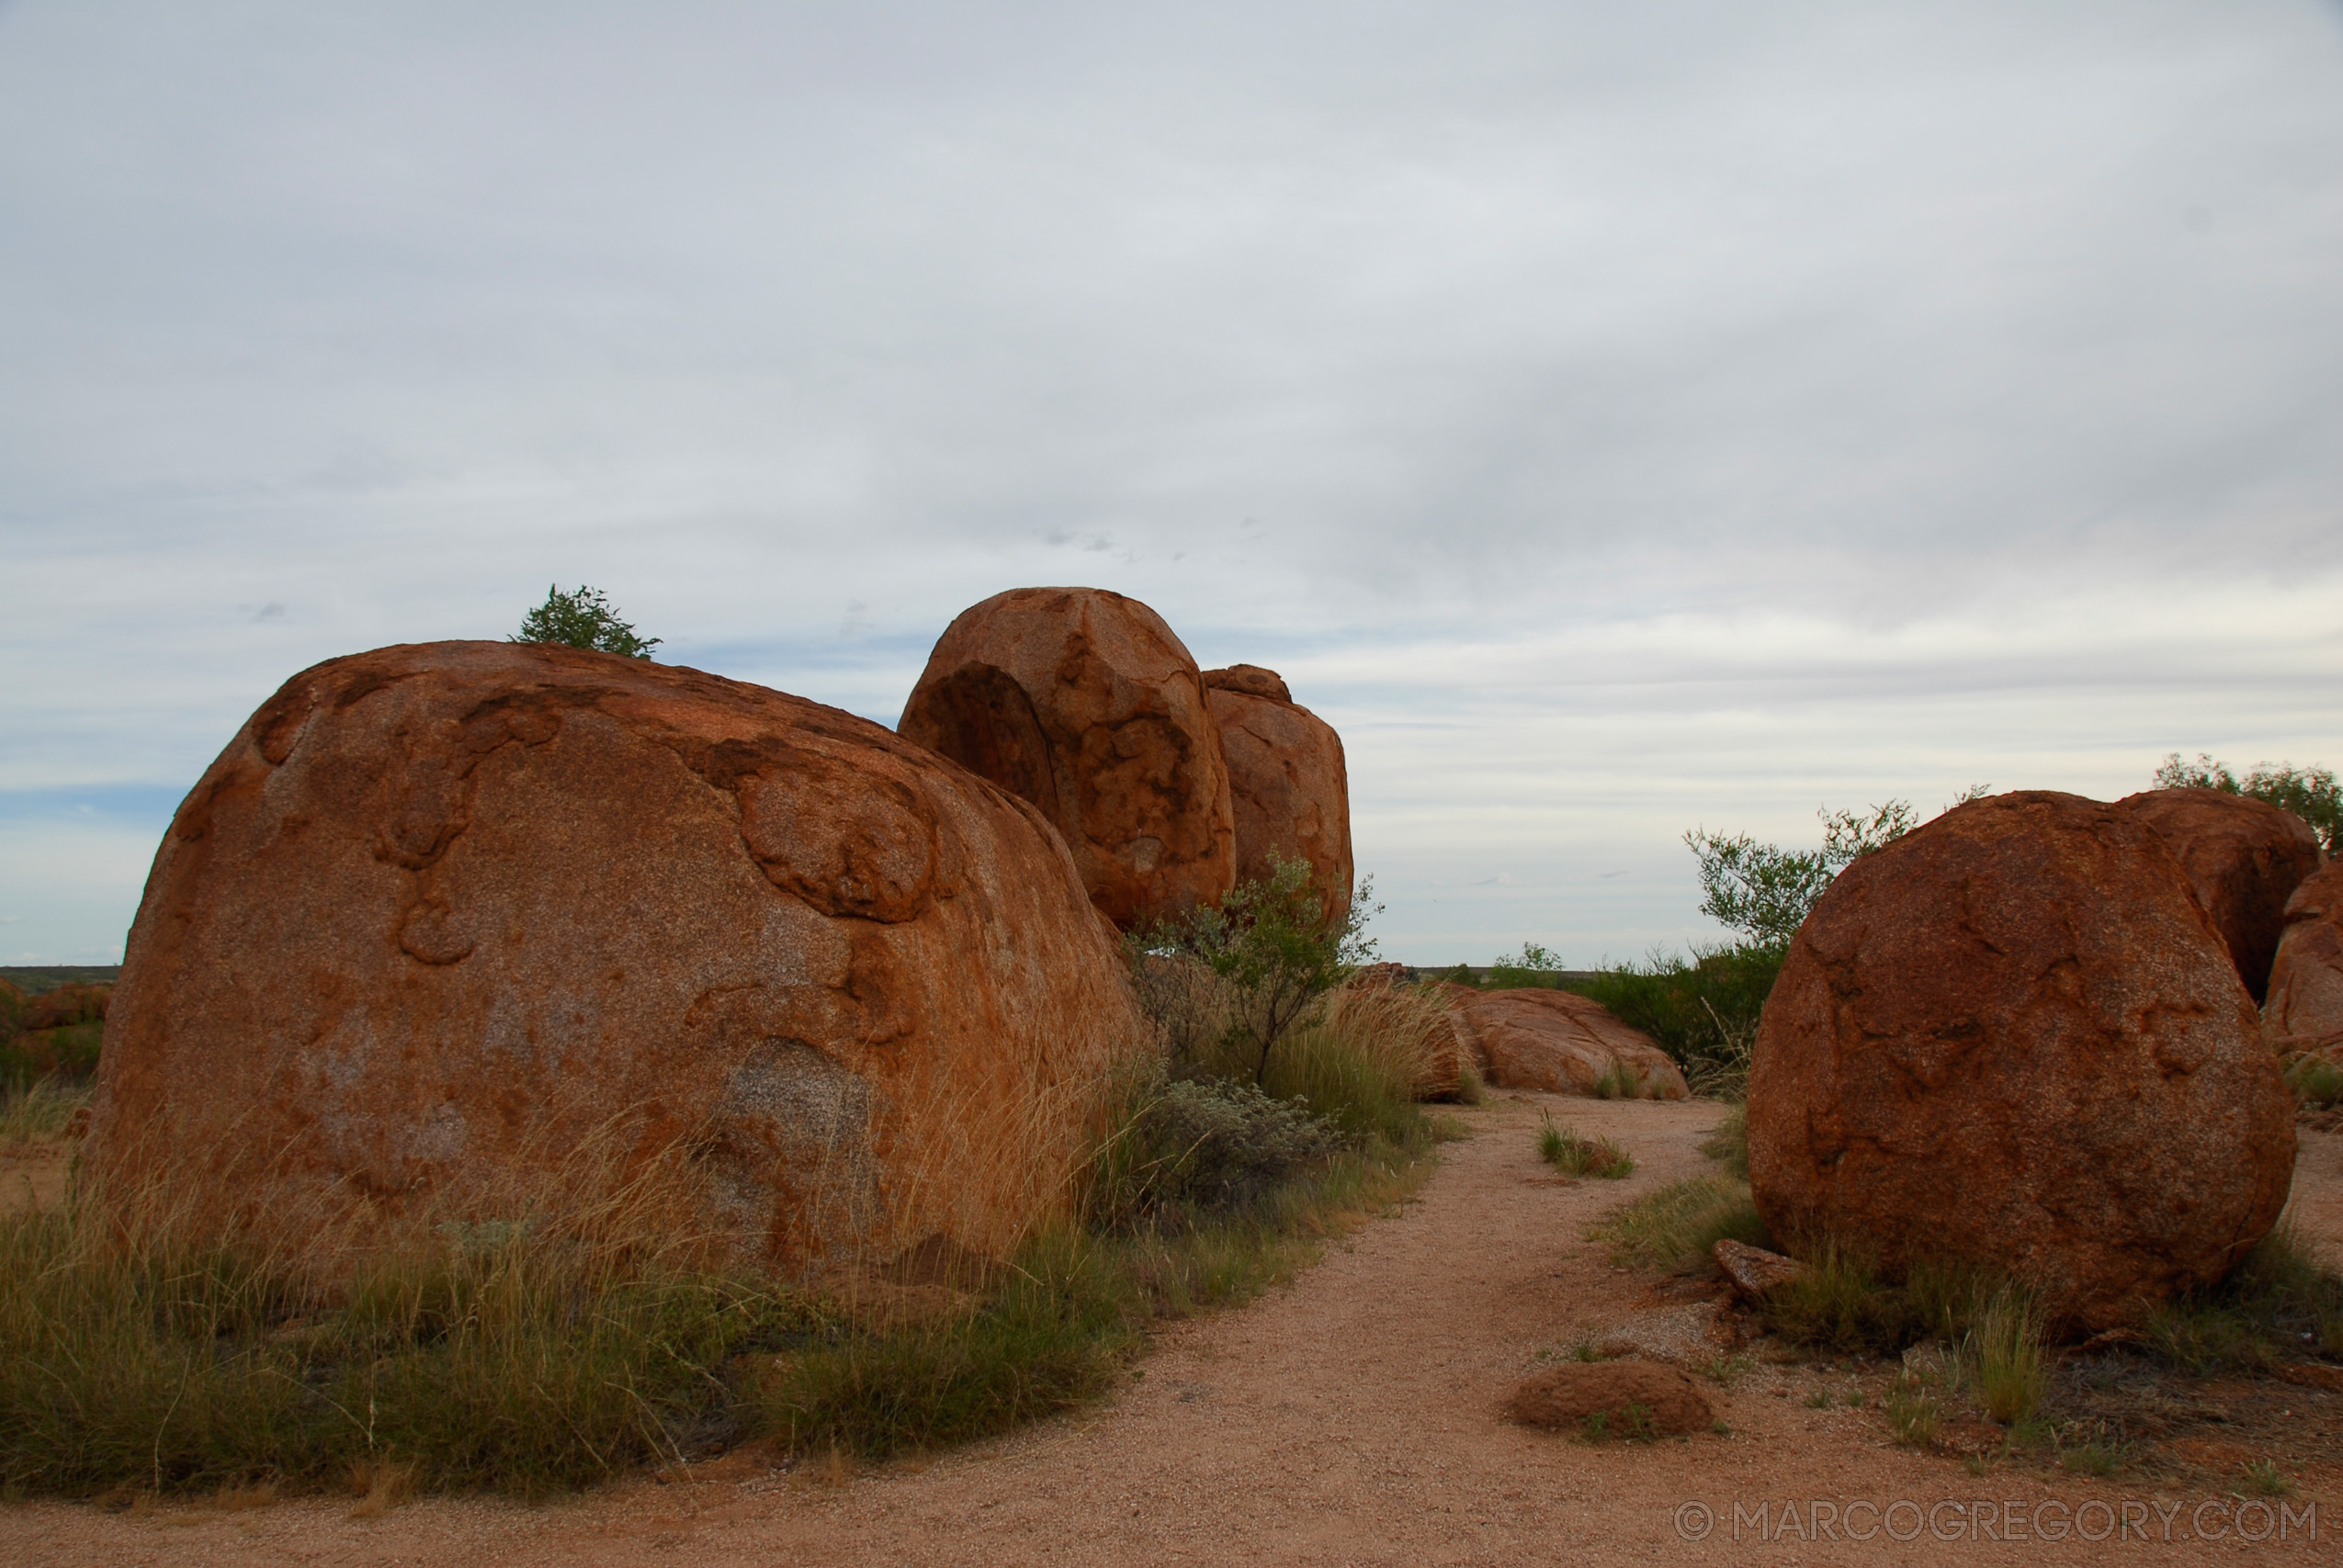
[900, 588, 1235, 931]
[1452, 988, 1688, 1100]
[1748, 791, 2295, 1331]
[2115, 787, 2323, 1001]
[88, 642, 1138, 1278]
[1201, 666, 1353, 926]
[2268, 862, 2343, 1052]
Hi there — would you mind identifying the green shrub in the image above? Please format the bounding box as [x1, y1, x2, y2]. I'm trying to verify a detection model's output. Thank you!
[1126, 854, 1378, 1086]
[1537, 1116, 1634, 1179]
[1087, 1077, 1339, 1229]
[2285, 1055, 2343, 1110]
[511, 584, 660, 659]
[2156, 753, 2339, 854]
[1564, 946, 1779, 1097]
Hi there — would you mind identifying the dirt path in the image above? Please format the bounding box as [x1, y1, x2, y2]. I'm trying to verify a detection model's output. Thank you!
[6, 1096, 2338, 1564]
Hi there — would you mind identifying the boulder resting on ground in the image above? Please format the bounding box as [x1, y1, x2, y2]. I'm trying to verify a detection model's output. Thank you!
[1448, 987, 1687, 1100]
[1505, 1359, 1715, 1438]
[1748, 790, 2295, 1331]
[2268, 861, 2343, 1053]
[88, 641, 1139, 1280]
[1201, 664, 1353, 926]
[899, 587, 1235, 931]
[2115, 786, 2323, 1002]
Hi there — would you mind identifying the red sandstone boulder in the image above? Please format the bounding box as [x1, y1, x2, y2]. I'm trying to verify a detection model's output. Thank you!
[2268, 862, 2343, 1053]
[2115, 787, 2322, 1002]
[88, 641, 1138, 1279]
[1450, 987, 1688, 1100]
[900, 588, 1236, 931]
[1200, 665, 1353, 926]
[1748, 791, 2295, 1331]
[1505, 1359, 1715, 1437]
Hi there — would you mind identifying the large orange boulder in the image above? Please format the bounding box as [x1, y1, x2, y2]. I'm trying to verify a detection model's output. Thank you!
[2115, 787, 2323, 1001]
[1450, 987, 1687, 1100]
[899, 588, 1235, 931]
[1201, 665, 1353, 925]
[88, 642, 1138, 1279]
[2268, 862, 2343, 1052]
[1748, 791, 2295, 1331]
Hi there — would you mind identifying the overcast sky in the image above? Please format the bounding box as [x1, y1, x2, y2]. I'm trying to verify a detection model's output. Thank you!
[4, 0, 2339, 966]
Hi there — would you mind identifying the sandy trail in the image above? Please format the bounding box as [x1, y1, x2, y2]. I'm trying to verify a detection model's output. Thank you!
[6, 1095, 2338, 1565]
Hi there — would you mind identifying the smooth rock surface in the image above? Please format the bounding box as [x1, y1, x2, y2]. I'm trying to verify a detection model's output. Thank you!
[1505, 1359, 1715, 1437]
[900, 588, 1235, 931]
[2269, 861, 2343, 1052]
[1201, 665, 1353, 925]
[1748, 790, 2295, 1331]
[1450, 988, 1688, 1100]
[89, 641, 1139, 1278]
[2116, 786, 2323, 1001]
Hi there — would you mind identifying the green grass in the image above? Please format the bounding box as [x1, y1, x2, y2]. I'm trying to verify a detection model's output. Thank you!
[2144, 1219, 2343, 1374]
[1586, 1176, 1769, 1271]
[1697, 1106, 1748, 1179]
[1536, 1116, 1634, 1179]
[1, 1077, 89, 1145]
[0, 1201, 804, 1499]
[0, 987, 1447, 1499]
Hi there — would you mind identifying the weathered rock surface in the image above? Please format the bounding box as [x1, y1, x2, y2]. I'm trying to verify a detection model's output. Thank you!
[89, 641, 1139, 1279]
[900, 588, 1235, 931]
[1505, 1359, 1715, 1437]
[2116, 786, 2323, 1000]
[1713, 1239, 1812, 1303]
[2268, 861, 2343, 1052]
[1201, 665, 1353, 926]
[1748, 790, 2295, 1331]
[1449, 988, 1688, 1100]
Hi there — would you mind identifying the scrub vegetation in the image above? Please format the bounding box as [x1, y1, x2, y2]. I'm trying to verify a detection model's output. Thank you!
[0, 865, 1448, 1500]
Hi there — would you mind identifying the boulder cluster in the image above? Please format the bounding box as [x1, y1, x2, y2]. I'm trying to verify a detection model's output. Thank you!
[1749, 787, 2329, 1331]
[83, 587, 1411, 1282]
[899, 587, 1352, 931]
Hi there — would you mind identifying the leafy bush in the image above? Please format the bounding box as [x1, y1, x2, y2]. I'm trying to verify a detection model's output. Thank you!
[1683, 800, 1919, 951]
[511, 584, 661, 659]
[1127, 853, 1379, 1085]
[1089, 1077, 1340, 1228]
[1563, 944, 1780, 1097]
[2155, 752, 2340, 853]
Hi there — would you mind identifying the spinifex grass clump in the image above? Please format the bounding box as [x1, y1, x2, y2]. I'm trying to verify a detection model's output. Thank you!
[2283, 1055, 2343, 1111]
[0, 1076, 88, 1145]
[0, 1146, 809, 1498]
[1587, 1176, 1768, 1271]
[1537, 1115, 1634, 1179]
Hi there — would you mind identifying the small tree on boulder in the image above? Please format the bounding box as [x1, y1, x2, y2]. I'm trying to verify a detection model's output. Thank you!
[512, 584, 661, 659]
